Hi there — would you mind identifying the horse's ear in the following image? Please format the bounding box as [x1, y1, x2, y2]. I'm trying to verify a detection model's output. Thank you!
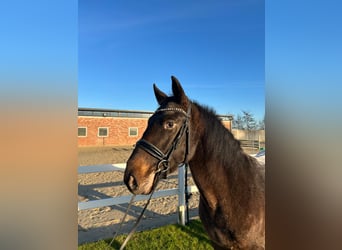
[153, 84, 168, 105]
[171, 76, 188, 106]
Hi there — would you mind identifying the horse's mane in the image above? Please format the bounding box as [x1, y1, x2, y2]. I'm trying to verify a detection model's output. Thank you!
[192, 100, 264, 216]
[193, 101, 243, 159]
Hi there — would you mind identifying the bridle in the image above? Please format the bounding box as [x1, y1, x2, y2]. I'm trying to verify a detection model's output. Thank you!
[110, 104, 192, 249]
[136, 105, 192, 178]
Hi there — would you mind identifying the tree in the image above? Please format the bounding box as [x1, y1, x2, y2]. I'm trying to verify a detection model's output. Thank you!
[242, 110, 257, 131]
[257, 116, 265, 130]
[234, 114, 244, 129]
[232, 110, 261, 131]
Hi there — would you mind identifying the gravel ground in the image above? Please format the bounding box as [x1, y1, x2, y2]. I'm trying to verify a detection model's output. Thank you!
[78, 146, 200, 245]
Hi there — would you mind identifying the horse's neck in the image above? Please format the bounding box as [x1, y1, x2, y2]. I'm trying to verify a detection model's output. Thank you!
[191, 149, 262, 226]
[188, 113, 248, 210]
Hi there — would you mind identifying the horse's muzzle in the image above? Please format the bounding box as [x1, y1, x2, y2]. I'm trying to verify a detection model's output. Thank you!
[123, 161, 156, 195]
[124, 172, 138, 193]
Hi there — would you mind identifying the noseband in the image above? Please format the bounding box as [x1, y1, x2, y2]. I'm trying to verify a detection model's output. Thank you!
[136, 105, 191, 176]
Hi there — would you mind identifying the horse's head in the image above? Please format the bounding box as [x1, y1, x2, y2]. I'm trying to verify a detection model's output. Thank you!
[124, 76, 191, 195]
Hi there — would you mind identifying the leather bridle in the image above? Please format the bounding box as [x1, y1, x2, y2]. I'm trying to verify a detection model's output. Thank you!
[110, 104, 192, 250]
[135, 105, 192, 178]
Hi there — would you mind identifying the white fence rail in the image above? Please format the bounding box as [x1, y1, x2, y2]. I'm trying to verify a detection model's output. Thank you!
[78, 163, 198, 225]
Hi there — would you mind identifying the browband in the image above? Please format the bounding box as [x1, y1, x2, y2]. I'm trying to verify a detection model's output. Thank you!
[155, 107, 190, 117]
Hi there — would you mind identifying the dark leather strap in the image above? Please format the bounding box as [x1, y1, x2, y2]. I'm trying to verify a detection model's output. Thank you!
[136, 139, 166, 161]
[115, 104, 192, 249]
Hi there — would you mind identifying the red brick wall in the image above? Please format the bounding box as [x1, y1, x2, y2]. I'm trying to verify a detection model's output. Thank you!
[222, 120, 232, 131]
[78, 116, 148, 147]
[78, 116, 232, 147]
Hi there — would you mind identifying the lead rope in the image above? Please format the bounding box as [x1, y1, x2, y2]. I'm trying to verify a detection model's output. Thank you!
[108, 172, 161, 250]
[108, 194, 136, 248]
[119, 190, 155, 250]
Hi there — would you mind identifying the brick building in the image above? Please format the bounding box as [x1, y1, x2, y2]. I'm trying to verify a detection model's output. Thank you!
[78, 108, 233, 147]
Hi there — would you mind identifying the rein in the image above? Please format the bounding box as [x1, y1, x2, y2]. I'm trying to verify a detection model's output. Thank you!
[108, 173, 160, 250]
[109, 104, 192, 249]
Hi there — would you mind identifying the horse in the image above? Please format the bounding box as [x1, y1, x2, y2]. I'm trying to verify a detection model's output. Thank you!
[124, 76, 265, 249]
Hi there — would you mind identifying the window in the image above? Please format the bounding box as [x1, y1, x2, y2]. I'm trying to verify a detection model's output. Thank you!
[129, 127, 138, 137]
[98, 127, 108, 137]
[78, 127, 87, 137]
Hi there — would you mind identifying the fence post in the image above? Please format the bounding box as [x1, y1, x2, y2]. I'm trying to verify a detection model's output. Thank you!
[178, 164, 186, 226]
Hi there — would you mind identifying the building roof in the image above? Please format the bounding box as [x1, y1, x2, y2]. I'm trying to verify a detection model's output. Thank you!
[78, 107, 233, 121]
[78, 107, 153, 118]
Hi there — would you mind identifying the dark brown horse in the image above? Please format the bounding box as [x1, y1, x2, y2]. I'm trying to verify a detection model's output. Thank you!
[124, 76, 265, 249]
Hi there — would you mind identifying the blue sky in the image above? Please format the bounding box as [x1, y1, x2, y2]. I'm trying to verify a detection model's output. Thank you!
[79, 0, 265, 121]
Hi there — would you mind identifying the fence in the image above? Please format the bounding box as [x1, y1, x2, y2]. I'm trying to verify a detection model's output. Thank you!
[239, 140, 265, 150]
[232, 129, 265, 141]
[78, 163, 198, 226]
[232, 129, 265, 151]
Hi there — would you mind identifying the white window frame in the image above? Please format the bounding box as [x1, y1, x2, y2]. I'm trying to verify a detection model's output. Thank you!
[98, 127, 109, 137]
[78, 127, 87, 137]
[129, 127, 138, 137]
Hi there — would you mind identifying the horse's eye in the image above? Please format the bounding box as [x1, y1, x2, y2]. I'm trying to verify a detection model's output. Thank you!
[164, 121, 175, 129]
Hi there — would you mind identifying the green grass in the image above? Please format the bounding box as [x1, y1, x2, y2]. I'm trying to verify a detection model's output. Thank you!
[78, 220, 214, 250]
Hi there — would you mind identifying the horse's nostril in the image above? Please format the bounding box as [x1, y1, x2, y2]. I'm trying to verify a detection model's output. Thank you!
[128, 175, 138, 191]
